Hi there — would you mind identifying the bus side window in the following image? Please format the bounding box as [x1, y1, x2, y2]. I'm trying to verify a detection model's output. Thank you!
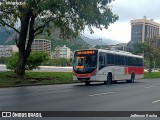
[125, 56, 128, 66]
[107, 53, 114, 65]
[128, 57, 134, 66]
[121, 56, 125, 65]
[115, 55, 121, 65]
[99, 53, 105, 70]
[140, 58, 143, 66]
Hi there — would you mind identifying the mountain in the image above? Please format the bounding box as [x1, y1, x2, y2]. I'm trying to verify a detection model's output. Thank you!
[0, 27, 120, 51]
[80, 35, 120, 45]
[0, 28, 14, 45]
[0, 27, 89, 51]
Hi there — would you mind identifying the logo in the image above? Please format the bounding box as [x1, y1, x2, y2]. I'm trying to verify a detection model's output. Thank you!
[2, 112, 11, 117]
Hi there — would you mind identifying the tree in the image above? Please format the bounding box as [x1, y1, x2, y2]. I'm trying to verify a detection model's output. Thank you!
[142, 38, 160, 73]
[6, 51, 48, 71]
[0, 57, 7, 64]
[132, 41, 143, 55]
[0, 0, 118, 76]
[26, 51, 49, 70]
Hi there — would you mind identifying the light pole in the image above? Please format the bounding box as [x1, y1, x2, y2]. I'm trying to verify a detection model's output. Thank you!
[99, 38, 102, 49]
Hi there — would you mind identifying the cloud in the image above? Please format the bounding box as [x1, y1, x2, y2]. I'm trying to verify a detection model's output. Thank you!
[84, 0, 160, 43]
[111, 0, 160, 22]
[83, 22, 131, 43]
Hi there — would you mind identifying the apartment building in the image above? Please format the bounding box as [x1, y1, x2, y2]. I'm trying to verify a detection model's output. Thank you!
[31, 39, 51, 58]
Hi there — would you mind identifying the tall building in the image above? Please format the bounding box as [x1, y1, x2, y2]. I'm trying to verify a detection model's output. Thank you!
[131, 16, 160, 43]
[31, 39, 51, 58]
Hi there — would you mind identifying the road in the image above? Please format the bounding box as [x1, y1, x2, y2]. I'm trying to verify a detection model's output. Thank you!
[0, 79, 160, 120]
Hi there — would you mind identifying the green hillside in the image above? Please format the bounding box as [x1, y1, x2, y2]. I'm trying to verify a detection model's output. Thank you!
[0, 28, 14, 45]
[35, 29, 89, 51]
[1, 27, 88, 51]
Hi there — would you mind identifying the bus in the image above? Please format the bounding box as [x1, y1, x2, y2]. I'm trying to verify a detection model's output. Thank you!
[73, 49, 144, 85]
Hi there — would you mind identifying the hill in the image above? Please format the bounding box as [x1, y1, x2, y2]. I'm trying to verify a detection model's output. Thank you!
[1, 27, 120, 51]
[0, 28, 14, 45]
[35, 29, 89, 51]
[80, 35, 120, 45]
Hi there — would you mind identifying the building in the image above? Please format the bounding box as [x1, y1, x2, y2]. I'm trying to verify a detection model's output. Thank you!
[109, 43, 128, 51]
[0, 45, 18, 57]
[131, 16, 160, 43]
[31, 39, 51, 58]
[0, 39, 51, 58]
[54, 45, 71, 59]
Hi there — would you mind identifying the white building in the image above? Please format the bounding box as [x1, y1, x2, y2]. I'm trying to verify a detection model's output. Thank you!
[0, 45, 18, 57]
[110, 43, 128, 51]
[31, 39, 51, 58]
[54, 45, 71, 59]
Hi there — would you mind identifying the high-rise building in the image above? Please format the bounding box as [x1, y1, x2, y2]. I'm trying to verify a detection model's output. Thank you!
[131, 16, 160, 43]
[31, 39, 51, 58]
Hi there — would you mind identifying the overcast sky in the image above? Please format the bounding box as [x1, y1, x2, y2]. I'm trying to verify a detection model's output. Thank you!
[83, 0, 160, 43]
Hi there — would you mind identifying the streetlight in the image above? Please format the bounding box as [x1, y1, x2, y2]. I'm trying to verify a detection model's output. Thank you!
[99, 38, 102, 49]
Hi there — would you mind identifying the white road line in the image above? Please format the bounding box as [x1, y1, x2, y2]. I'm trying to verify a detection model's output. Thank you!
[152, 100, 160, 104]
[89, 92, 115, 97]
[144, 86, 156, 89]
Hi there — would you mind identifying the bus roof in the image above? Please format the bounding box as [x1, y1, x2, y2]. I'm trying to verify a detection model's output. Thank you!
[75, 49, 143, 58]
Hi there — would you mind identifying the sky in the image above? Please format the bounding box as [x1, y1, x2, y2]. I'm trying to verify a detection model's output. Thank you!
[83, 0, 160, 43]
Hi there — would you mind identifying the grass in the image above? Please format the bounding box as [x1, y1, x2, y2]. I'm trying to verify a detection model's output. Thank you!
[144, 72, 160, 79]
[0, 71, 160, 87]
[0, 71, 75, 87]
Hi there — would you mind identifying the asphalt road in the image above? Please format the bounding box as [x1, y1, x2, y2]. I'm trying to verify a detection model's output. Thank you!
[0, 78, 160, 120]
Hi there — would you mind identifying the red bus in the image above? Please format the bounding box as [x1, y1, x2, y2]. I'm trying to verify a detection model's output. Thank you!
[73, 49, 144, 85]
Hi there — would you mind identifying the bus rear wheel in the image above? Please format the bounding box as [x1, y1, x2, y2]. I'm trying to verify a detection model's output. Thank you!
[126, 74, 135, 83]
[130, 74, 135, 83]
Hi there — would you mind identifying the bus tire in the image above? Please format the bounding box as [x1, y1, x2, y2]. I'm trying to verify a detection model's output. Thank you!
[112, 80, 117, 84]
[126, 74, 135, 83]
[85, 81, 90, 85]
[107, 73, 112, 85]
[104, 81, 107, 85]
[130, 74, 135, 83]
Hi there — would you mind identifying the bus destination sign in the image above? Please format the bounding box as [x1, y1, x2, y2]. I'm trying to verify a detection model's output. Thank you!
[77, 51, 95, 55]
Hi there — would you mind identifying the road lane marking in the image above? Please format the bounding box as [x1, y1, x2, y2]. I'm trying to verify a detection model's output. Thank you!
[89, 92, 115, 97]
[144, 86, 156, 89]
[152, 100, 160, 104]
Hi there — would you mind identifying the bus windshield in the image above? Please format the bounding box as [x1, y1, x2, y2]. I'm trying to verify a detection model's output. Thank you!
[73, 50, 97, 74]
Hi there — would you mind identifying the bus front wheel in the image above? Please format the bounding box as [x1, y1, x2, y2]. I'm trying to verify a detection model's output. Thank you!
[106, 74, 112, 85]
[85, 81, 91, 85]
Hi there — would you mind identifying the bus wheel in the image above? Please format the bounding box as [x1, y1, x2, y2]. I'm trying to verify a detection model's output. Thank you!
[104, 81, 107, 85]
[85, 81, 90, 85]
[130, 74, 135, 83]
[107, 74, 112, 85]
[126, 74, 135, 83]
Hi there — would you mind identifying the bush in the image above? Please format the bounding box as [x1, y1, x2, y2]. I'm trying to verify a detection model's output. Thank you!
[6, 52, 18, 71]
[6, 51, 49, 71]
[46, 58, 72, 66]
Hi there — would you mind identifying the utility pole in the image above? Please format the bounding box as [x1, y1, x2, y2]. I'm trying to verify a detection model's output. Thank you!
[99, 38, 102, 49]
